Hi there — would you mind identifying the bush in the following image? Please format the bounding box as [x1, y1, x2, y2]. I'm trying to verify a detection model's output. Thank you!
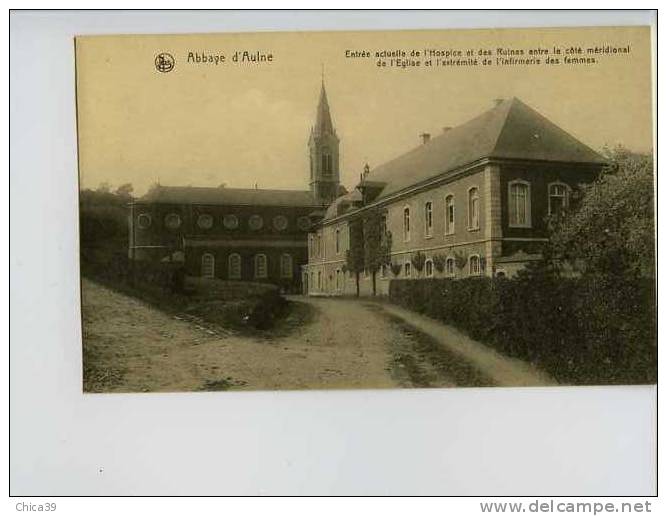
[388, 274, 656, 385]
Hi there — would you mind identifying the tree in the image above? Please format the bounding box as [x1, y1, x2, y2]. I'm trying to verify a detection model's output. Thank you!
[115, 183, 134, 199]
[432, 253, 447, 274]
[363, 208, 392, 295]
[547, 146, 654, 278]
[411, 251, 426, 278]
[454, 251, 468, 271]
[345, 217, 365, 297]
[96, 181, 112, 194]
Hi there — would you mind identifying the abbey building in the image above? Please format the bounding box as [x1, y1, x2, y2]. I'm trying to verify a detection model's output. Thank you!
[303, 97, 606, 296]
[128, 81, 343, 293]
[129, 82, 606, 296]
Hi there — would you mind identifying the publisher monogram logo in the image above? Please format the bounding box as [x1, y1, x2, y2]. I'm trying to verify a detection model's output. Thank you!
[155, 53, 175, 73]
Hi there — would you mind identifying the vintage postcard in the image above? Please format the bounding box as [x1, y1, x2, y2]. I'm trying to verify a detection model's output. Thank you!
[76, 26, 655, 393]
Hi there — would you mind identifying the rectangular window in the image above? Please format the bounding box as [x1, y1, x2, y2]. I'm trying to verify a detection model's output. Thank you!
[403, 207, 411, 241]
[509, 181, 531, 227]
[445, 195, 455, 235]
[424, 201, 433, 237]
[549, 183, 569, 215]
[468, 187, 479, 230]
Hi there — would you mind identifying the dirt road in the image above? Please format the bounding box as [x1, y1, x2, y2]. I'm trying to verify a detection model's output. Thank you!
[82, 279, 552, 392]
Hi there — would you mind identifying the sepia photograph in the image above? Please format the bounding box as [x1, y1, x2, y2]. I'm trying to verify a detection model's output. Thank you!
[75, 26, 655, 394]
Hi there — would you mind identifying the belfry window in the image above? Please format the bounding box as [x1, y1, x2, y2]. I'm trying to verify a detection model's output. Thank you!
[322, 148, 333, 176]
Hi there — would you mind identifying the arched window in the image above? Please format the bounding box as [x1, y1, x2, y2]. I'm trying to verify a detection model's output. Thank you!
[425, 259, 434, 277]
[468, 187, 479, 230]
[228, 253, 241, 279]
[280, 253, 293, 278]
[445, 195, 455, 235]
[336, 269, 342, 290]
[201, 253, 215, 279]
[424, 201, 433, 237]
[469, 255, 481, 276]
[317, 270, 322, 289]
[404, 261, 412, 278]
[254, 254, 268, 279]
[445, 257, 455, 277]
[548, 182, 570, 215]
[509, 180, 532, 227]
[335, 228, 341, 254]
[403, 206, 411, 241]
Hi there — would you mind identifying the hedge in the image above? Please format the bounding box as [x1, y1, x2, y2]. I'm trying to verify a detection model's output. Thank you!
[81, 249, 287, 331]
[388, 273, 656, 385]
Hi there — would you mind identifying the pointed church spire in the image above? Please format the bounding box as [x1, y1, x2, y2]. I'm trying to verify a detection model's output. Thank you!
[308, 75, 340, 205]
[314, 79, 335, 136]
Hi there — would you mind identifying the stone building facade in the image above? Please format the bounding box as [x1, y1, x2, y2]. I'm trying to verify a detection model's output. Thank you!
[128, 82, 342, 292]
[304, 98, 606, 296]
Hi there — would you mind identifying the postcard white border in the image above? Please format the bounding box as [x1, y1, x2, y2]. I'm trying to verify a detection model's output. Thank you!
[9, 9, 657, 496]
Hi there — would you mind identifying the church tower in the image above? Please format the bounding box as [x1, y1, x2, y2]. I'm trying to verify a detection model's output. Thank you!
[308, 80, 340, 205]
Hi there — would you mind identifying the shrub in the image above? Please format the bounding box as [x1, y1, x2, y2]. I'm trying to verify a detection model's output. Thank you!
[388, 274, 656, 385]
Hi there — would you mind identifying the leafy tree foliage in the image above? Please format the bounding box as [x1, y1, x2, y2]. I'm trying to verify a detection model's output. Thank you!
[345, 217, 365, 297]
[432, 253, 447, 273]
[363, 208, 392, 295]
[345, 207, 392, 296]
[411, 251, 426, 276]
[548, 147, 654, 278]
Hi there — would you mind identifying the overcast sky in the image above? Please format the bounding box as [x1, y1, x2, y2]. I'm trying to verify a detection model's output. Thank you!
[76, 26, 653, 196]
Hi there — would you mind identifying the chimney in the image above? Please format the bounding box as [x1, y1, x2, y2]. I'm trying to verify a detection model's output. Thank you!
[443, 126, 452, 133]
[493, 98, 504, 107]
[420, 132, 431, 145]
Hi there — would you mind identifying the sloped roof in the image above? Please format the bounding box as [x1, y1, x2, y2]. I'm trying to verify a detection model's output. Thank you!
[139, 185, 321, 207]
[367, 97, 606, 200]
[324, 189, 363, 219]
